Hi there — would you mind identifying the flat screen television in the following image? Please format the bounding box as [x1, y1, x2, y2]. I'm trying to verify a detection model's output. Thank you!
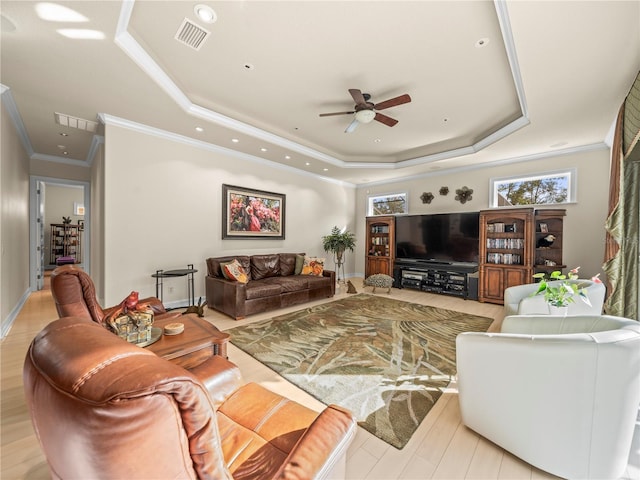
[395, 212, 480, 265]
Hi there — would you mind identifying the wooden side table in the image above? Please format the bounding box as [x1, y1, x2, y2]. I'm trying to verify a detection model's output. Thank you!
[147, 314, 229, 369]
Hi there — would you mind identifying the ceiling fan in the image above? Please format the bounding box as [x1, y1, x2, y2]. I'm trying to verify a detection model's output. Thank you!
[319, 88, 411, 133]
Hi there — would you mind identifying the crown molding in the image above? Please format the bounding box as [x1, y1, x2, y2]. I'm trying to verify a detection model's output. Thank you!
[356, 142, 609, 188]
[1, 84, 102, 167]
[116, 0, 530, 171]
[99, 113, 356, 188]
[1, 85, 34, 157]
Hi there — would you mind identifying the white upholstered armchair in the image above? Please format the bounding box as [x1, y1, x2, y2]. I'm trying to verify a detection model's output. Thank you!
[503, 278, 606, 317]
[456, 314, 640, 480]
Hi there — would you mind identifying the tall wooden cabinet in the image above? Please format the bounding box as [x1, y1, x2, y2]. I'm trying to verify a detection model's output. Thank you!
[533, 209, 566, 274]
[50, 223, 82, 264]
[479, 208, 533, 304]
[365, 216, 395, 277]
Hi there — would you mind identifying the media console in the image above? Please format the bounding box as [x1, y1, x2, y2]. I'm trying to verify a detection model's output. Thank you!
[393, 260, 479, 300]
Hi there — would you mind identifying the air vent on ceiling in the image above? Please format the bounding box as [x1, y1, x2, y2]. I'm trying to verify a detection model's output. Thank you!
[175, 18, 210, 51]
[54, 112, 98, 133]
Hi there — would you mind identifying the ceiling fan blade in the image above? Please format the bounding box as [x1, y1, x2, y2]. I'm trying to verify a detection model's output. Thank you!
[374, 113, 398, 127]
[374, 94, 412, 111]
[319, 111, 355, 117]
[345, 118, 359, 133]
[348, 88, 367, 106]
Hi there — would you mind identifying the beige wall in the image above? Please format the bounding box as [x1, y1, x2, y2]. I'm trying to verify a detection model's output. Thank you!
[1, 98, 31, 337]
[30, 158, 91, 182]
[90, 144, 105, 305]
[355, 148, 611, 280]
[102, 124, 357, 306]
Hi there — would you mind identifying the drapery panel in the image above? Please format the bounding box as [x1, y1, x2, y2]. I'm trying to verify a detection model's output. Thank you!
[603, 72, 640, 320]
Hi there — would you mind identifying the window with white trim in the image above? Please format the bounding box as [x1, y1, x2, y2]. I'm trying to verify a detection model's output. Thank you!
[367, 193, 408, 216]
[490, 169, 576, 207]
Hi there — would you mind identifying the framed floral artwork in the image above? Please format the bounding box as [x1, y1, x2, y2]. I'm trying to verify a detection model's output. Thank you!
[222, 184, 285, 239]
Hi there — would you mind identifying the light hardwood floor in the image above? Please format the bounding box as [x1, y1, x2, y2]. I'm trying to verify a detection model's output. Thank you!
[1, 279, 636, 479]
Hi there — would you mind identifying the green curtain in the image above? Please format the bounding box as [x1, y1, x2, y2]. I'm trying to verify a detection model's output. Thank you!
[603, 72, 640, 320]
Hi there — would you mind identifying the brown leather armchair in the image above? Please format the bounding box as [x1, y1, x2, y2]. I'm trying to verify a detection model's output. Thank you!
[50, 264, 180, 324]
[24, 316, 357, 479]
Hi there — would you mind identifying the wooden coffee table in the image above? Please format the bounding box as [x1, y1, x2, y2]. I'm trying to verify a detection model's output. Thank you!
[147, 313, 229, 369]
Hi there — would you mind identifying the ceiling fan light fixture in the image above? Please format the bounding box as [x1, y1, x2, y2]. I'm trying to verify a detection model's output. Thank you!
[355, 109, 376, 124]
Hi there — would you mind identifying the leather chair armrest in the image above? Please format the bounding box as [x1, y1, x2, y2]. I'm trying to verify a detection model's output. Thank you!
[188, 355, 243, 408]
[276, 404, 356, 479]
[323, 270, 336, 296]
[140, 296, 167, 314]
[141, 296, 184, 321]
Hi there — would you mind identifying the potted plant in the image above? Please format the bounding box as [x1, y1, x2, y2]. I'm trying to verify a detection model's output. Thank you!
[322, 226, 356, 283]
[531, 266, 591, 314]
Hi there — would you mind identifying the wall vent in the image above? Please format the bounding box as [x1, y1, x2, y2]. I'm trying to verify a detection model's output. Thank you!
[54, 112, 98, 133]
[175, 18, 210, 51]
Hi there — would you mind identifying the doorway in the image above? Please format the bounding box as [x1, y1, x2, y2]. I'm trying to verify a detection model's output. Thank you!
[30, 176, 91, 291]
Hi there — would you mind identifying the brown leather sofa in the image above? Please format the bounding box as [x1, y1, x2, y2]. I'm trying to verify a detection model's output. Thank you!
[206, 253, 335, 320]
[24, 316, 357, 479]
[50, 264, 181, 324]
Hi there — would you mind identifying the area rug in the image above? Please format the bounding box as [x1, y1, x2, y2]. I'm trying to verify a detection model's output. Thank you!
[228, 294, 493, 449]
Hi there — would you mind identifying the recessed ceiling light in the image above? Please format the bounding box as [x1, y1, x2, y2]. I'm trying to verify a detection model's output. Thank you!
[323, 168, 329, 171]
[475, 37, 490, 48]
[63, 151, 69, 155]
[231, 138, 239, 143]
[194, 4, 217, 24]
[260, 147, 267, 152]
[195, 126, 204, 132]
[57, 29, 105, 40]
[305, 162, 311, 166]
[374, 138, 381, 143]
[284, 155, 291, 159]
[36, 3, 88, 22]
[59, 132, 69, 136]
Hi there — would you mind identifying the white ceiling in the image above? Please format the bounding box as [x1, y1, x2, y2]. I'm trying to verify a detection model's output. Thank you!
[1, 1, 639, 185]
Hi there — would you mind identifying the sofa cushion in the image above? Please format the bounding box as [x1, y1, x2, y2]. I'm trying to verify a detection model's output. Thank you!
[306, 275, 332, 289]
[245, 282, 282, 300]
[295, 254, 305, 275]
[301, 256, 325, 276]
[251, 254, 280, 280]
[207, 256, 251, 279]
[279, 253, 304, 277]
[262, 276, 309, 293]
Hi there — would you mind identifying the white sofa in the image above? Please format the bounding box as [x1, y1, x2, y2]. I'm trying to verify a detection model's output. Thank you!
[503, 278, 606, 317]
[456, 314, 640, 480]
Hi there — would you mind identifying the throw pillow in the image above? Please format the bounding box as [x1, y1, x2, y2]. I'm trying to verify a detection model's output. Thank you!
[295, 254, 305, 275]
[222, 259, 249, 283]
[220, 261, 233, 280]
[301, 256, 325, 276]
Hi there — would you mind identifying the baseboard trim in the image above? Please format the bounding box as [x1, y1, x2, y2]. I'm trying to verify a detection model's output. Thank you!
[1, 288, 31, 340]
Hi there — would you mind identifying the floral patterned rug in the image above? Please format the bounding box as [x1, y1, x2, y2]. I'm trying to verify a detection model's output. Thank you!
[228, 294, 493, 449]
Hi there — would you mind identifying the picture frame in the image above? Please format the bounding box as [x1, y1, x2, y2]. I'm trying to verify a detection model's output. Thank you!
[74, 202, 85, 216]
[222, 184, 285, 239]
[77, 219, 85, 231]
[539, 223, 548, 233]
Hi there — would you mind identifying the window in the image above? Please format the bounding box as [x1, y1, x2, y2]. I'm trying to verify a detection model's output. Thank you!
[490, 169, 576, 207]
[367, 193, 408, 216]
